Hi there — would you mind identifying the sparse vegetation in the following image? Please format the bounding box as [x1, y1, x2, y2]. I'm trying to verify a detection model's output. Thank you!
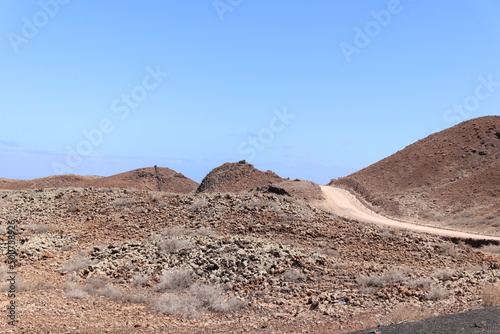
[437, 242, 460, 257]
[154, 269, 194, 292]
[24, 224, 49, 233]
[59, 255, 94, 273]
[480, 244, 500, 254]
[283, 269, 306, 282]
[433, 268, 456, 280]
[357, 269, 407, 288]
[426, 285, 449, 301]
[482, 283, 500, 307]
[189, 198, 209, 212]
[158, 238, 192, 254]
[111, 198, 135, 207]
[153, 283, 245, 317]
[406, 277, 433, 290]
[386, 304, 425, 325]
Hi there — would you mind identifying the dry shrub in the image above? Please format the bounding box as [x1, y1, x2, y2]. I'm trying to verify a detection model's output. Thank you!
[132, 274, 150, 286]
[426, 285, 449, 301]
[357, 269, 407, 288]
[65, 281, 89, 299]
[481, 245, 500, 254]
[58, 255, 93, 273]
[437, 242, 460, 257]
[386, 304, 426, 325]
[283, 269, 306, 282]
[406, 277, 433, 290]
[162, 226, 188, 237]
[154, 269, 193, 292]
[159, 238, 192, 254]
[189, 198, 209, 212]
[482, 283, 500, 307]
[24, 224, 49, 233]
[111, 198, 135, 207]
[153, 293, 200, 317]
[433, 268, 456, 280]
[189, 283, 245, 313]
[153, 283, 245, 317]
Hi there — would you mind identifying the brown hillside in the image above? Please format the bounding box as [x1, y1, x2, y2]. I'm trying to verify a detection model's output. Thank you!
[0, 167, 198, 193]
[330, 116, 500, 235]
[196, 160, 285, 193]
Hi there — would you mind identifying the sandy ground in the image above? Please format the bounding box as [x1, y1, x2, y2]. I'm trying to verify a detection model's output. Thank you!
[318, 186, 500, 242]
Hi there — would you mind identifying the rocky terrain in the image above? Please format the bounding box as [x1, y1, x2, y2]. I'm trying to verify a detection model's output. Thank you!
[330, 116, 500, 236]
[0, 186, 499, 333]
[0, 167, 198, 193]
[196, 161, 285, 193]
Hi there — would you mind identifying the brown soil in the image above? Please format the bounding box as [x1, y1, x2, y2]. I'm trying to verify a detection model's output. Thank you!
[196, 160, 285, 193]
[0, 167, 198, 193]
[330, 116, 500, 236]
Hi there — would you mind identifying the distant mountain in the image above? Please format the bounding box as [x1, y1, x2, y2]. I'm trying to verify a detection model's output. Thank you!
[330, 116, 500, 235]
[0, 167, 198, 193]
[196, 160, 285, 193]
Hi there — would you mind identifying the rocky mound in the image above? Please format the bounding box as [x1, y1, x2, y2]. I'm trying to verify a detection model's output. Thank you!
[94, 167, 198, 193]
[0, 167, 198, 193]
[196, 160, 285, 193]
[330, 116, 500, 234]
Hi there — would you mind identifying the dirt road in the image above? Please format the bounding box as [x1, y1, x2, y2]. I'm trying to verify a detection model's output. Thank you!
[318, 186, 500, 241]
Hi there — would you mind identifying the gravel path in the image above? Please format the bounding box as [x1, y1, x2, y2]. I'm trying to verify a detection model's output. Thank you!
[319, 186, 500, 241]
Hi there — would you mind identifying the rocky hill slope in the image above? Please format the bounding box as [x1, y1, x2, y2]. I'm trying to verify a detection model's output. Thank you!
[330, 116, 500, 235]
[0, 167, 198, 193]
[196, 160, 285, 193]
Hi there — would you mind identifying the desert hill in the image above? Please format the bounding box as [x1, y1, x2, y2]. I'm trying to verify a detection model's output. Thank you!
[330, 116, 500, 235]
[196, 160, 285, 193]
[0, 167, 198, 193]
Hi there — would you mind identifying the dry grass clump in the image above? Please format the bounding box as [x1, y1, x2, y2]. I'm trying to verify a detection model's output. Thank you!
[480, 244, 500, 254]
[58, 255, 94, 273]
[153, 283, 245, 317]
[189, 198, 209, 212]
[386, 304, 426, 325]
[433, 268, 456, 280]
[426, 285, 449, 301]
[379, 227, 400, 240]
[65, 275, 148, 303]
[482, 283, 500, 307]
[406, 277, 433, 290]
[283, 269, 306, 282]
[110, 198, 135, 207]
[154, 269, 194, 292]
[23, 224, 49, 233]
[159, 238, 192, 254]
[357, 269, 407, 288]
[437, 242, 460, 257]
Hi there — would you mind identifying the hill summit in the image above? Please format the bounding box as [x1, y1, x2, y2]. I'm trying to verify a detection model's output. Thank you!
[196, 160, 285, 193]
[330, 116, 500, 235]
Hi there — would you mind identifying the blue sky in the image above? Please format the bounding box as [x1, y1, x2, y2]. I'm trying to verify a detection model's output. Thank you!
[1, 1, 499, 184]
